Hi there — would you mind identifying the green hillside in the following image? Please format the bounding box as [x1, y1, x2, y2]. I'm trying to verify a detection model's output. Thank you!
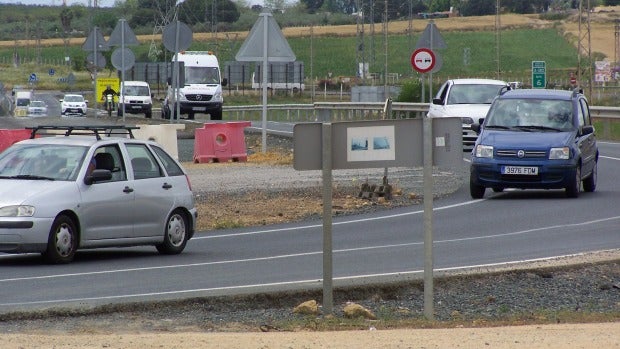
[0, 27, 580, 91]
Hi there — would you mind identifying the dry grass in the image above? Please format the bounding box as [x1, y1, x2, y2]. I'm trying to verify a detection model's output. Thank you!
[1, 9, 617, 61]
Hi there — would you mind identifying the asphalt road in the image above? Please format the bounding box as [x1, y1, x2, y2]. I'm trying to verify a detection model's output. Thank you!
[0, 96, 619, 313]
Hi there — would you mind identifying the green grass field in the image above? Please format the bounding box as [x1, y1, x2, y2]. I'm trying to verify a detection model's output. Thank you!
[0, 28, 581, 92]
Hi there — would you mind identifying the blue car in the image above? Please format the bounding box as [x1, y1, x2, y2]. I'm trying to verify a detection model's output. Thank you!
[469, 88, 598, 199]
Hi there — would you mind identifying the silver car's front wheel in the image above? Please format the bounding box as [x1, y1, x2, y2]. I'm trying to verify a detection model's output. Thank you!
[156, 210, 188, 255]
[43, 215, 77, 264]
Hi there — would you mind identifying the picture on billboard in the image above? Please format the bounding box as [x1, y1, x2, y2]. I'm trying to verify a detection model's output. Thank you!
[347, 125, 395, 162]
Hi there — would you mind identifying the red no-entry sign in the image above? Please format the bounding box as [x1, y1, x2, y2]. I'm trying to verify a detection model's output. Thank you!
[411, 48, 436, 73]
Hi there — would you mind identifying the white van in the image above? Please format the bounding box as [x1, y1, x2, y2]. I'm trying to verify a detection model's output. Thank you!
[163, 51, 226, 120]
[118, 81, 153, 118]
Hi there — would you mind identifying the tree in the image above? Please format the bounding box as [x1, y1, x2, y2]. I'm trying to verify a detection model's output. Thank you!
[459, 0, 496, 16]
[179, 0, 240, 25]
[301, 0, 325, 13]
[60, 8, 73, 33]
[429, 0, 453, 12]
[264, 0, 288, 10]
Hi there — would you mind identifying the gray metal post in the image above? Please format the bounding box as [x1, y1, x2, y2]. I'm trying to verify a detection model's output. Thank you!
[121, 19, 126, 123]
[322, 122, 333, 314]
[174, 20, 181, 124]
[261, 13, 269, 153]
[423, 115, 434, 320]
[93, 27, 98, 117]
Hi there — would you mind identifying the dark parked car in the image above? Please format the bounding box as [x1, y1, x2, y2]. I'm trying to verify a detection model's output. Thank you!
[469, 88, 598, 199]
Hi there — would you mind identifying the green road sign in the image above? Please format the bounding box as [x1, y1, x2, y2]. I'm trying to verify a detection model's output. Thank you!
[532, 61, 546, 89]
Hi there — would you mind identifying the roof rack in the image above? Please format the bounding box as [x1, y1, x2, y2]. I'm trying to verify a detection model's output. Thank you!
[26, 125, 139, 140]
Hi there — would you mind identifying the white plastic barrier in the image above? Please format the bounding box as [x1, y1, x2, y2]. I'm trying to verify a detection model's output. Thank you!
[134, 124, 185, 160]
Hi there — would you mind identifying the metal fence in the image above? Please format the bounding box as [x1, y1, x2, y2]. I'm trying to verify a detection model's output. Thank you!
[223, 102, 620, 140]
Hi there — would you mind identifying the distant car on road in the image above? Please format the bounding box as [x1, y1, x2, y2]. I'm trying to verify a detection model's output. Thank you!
[27, 100, 48, 117]
[469, 88, 598, 199]
[428, 78, 509, 152]
[60, 94, 88, 117]
[0, 126, 197, 263]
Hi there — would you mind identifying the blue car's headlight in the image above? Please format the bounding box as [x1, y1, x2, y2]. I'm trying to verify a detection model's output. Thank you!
[549, 147, 570, 160]
[0, 205, 35, 217]
[474, 144, 494, 158]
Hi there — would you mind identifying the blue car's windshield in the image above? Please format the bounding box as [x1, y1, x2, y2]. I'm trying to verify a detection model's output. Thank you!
[0, 144, 89, 181]
[485, 99, 574, 131]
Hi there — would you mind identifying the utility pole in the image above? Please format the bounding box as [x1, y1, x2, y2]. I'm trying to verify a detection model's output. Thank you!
[495, 0, 501, 80]
[383, 0, 388, 96]
[578, 0, 592, 99]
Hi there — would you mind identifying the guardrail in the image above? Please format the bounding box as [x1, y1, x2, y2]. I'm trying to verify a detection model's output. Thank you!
[223, 103, 620, 139]
[223, 102, 430, 122]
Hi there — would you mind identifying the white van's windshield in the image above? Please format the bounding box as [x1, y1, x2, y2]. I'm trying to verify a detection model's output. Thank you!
[185, 67, 220, 84]
[123, 86, 150, 96]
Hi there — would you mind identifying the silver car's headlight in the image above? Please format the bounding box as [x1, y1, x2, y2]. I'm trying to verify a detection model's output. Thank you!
[549, 147, 570, 160]
[474, 144, 493, 158]
[0, 205, 35, 217]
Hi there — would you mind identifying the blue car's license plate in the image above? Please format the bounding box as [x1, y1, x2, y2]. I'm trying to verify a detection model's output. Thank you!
[501, 166, 538, 175]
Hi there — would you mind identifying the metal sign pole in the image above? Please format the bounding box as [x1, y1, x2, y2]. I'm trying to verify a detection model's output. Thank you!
[93, 27, 98, 117]
[261, 13, 268, 153]
[322, 122, 333, 314]
[423, 115, 434, 320]
[174, 20, 181, 124]
[121, 20, 126, 123]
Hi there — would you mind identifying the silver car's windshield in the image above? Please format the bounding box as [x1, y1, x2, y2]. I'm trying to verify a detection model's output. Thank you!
[0, 144, 89, 181]
[485, 99, 574, 131]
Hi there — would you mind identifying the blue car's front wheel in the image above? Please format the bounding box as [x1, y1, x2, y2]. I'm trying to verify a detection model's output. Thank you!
[470, 173, 485, 199]
[565, 166, 581, 198]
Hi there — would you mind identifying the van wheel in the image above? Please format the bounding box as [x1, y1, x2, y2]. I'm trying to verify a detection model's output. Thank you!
[211, 109, 223, 120]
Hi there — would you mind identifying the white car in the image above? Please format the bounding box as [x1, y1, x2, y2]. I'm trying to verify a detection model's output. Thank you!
[60, 94, 88, 116]
[428, 78, 509, 152]
[27, 100, 48, 116]
[0, 125, 197, 264]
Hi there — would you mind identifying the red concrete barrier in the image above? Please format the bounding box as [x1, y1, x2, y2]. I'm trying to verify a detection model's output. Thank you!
[193, 121, 251, 163]
[0, 129, 32, 153]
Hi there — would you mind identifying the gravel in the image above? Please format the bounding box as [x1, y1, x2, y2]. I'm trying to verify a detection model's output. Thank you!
[0, 253, 617, 333]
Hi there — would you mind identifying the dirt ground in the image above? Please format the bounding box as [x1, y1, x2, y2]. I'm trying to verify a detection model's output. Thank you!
[1, 322, 618, 348]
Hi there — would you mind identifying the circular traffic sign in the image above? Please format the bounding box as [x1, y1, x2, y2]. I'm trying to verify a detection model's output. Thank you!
[411, 48, 436, 73]
[162, 21, 193, 53]
[111, 47, 136, 71]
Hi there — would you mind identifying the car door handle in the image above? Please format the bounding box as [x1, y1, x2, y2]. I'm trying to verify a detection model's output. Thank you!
[162, 183, 172, 190]
[123, 186, 134, 193]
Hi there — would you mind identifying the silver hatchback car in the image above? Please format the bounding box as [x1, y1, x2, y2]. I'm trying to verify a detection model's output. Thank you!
[0, 126, 197, 263]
